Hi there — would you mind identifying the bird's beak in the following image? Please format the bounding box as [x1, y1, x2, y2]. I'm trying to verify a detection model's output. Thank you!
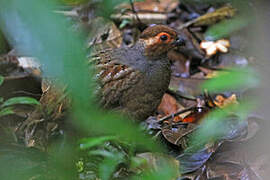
[172, 36, 185, 46]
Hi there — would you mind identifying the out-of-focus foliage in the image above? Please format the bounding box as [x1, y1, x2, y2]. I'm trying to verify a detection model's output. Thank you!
[0, 75, 3, 85]
[0, 75, 40, 117]
[0, 30, 9, 54]
[1, 97, 40, 107]
[190, 104, 250, 147]
[0, 144, 47, 180]
[0, 0, 175, 179]
[132, 159, 179, 180]
[0, 0, 159, 150]
[0, 96, 40, 117]
[179, 68, 258, 173]
[201, 68, 259, 91]
[0, 0, 261, 179]
[205, 16, 250, 41]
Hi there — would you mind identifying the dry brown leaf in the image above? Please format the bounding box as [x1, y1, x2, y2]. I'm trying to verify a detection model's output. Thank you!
[214, 94, 239, 108]
[88, 19, 123, 50]
[162, 123, 197, 147]
[158, 93, 183, 122]
[182, 109, 208, 123]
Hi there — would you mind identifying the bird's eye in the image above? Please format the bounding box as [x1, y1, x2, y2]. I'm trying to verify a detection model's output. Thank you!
[160, 34, 168, 41]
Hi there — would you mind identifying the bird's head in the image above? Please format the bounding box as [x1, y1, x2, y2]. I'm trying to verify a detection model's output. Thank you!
[139, 25, 184, 58]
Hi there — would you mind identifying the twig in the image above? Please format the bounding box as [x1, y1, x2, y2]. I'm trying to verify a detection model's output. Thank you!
[129, 0, 142, 25]
[54, 10, 78, 17]
[111, 13, 166, 24]
[157, 106, 199, 123]
[166, 89, 197, 101]
[12, 90, 42, 97]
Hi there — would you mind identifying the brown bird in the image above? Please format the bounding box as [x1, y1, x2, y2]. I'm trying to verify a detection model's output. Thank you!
[91, 25, 184, 120]
[17, 25, 183, 148]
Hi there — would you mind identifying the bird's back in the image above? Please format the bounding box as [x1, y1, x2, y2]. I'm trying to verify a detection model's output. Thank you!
[90, 41, 171, 120]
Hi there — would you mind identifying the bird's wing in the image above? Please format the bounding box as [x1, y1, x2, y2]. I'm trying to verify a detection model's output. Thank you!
[89, 48, 142, 108]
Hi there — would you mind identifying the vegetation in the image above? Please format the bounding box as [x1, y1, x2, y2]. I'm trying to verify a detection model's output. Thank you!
[0, 0, 265, 179]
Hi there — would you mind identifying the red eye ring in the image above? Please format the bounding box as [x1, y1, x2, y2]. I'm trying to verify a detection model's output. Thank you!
[158, 32, 171, 42]
[160, 34, 168, 41]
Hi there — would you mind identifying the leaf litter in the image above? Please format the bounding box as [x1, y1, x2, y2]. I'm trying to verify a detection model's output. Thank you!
[0, 0, 267, 179]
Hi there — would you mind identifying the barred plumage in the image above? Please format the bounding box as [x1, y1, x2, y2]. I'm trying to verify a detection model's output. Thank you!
[88, 25, 182, 120]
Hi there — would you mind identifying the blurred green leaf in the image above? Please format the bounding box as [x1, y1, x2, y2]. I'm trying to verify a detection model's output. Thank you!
[88, 148, 125, 180]
[99, 151, 125, 180]
[0, 107, 14, 117]
[0, 0, 173, 179]
[0, 29, 9, 54]
[189, 103, 252, 149]
[47, 143, 78, 179]
[75, 109, 162, 151]
[130, 156, 147, 169]
[119, 19, 131, 29]
[0, 76, 4, 86]
[205, 16, 250, 41]
[0, 0, 159, 150]
[79, 136, 117, 150]
[97, 0, 128, 18]
[0, 144, 47, 180]
[132, 158, 179, 180]
[1, 97, 40, 107]
[190, 107, 231, 146]
[59, 0, 90, 5]
[201, 68, 259, 92]
[76, 160, 84, 173]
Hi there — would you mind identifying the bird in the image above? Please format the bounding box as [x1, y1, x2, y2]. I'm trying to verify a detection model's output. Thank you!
[17, 25, 184, 148]
[91, 25, 184, 120]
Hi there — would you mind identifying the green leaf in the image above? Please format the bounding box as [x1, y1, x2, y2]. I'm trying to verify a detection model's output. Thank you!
[188, 103, 253, 151]
[99, 151, 124, 180]
[79, 136, 117, 150]
[1, 97, 40, 107]
[119, 19, 131, 29]
[205, 16, 250, 41]
[0, 107, 14, 117]
[201, 68, 259, 92]
[0, 30, 9, 54]
[0, 76, 4, 86]
[87, 149, 125, 180]
[130, 156, 147, 169]
[132, 157, 179, 180]
[0, 0, 165, 179]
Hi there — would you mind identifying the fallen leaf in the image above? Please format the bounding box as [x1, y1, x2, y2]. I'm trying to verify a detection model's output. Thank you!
[182, 108, 208, 123]
[161, 122, 197, 147]
[158, 93, 183, 122]
[200, 39, 230, 57]
[179, 5, 237, 29]
[214, 94, 239, 108]
[119, 0, 179, 13]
